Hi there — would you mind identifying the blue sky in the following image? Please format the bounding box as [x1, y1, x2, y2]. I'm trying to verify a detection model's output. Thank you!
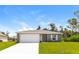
[0, 5, 79, 36]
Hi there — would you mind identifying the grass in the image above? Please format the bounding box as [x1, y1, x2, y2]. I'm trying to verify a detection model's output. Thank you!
[39, 42, 79, 54]
[0, 42, 16, 51]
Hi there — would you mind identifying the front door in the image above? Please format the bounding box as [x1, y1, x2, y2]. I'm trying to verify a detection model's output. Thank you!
[51, 35, 56, 41]
[42, 34, 47, 42]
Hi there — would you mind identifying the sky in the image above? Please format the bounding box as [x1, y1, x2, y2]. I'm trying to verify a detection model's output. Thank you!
[0, 5, 79, 36]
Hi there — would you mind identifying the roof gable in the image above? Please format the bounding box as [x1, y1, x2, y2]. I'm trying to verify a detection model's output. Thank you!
[0, 32, 7, 37]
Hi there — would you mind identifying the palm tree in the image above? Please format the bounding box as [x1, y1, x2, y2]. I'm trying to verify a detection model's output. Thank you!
[74, 10, 79, 19]
[75, 23, 79, 32]
[49, 23, 56, 31]
[63, 28, 68, 37]
[74, 10, 79, 32]
[59, 26, 63, 32]
[36, 26, 41, 30]
[68, 18, 77, 32]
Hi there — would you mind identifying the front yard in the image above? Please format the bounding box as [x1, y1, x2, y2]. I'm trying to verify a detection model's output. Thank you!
[0, 42, 16, 51]
[39, 42, 79, 54]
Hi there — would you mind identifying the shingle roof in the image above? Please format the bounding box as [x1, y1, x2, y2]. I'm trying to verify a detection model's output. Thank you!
[17, 30, 62, 34]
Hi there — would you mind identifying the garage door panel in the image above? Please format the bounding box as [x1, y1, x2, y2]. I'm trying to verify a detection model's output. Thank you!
[20, 34, 40, 43]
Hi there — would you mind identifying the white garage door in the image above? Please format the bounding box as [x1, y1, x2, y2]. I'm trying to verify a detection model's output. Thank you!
[19, 34, 40, 43]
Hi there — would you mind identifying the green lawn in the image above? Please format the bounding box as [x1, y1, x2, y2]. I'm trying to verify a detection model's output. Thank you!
[0, 42, 16, 51]
[39, 42, 79, 54]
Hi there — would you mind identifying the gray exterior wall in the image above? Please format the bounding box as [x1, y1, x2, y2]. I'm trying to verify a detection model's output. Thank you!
[40, 34, 62, 42]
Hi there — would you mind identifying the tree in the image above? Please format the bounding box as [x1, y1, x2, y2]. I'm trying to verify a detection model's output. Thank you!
[63, 28, 71, 37]
[74, 10, 79, 18]
[59, 26, 63, 32]
[49, 23, 57, 31]
[75, 23, 79, 32]
[67, 18, 77, 32]
[43, 28, 48, 30]
[54, 28, 58, 32]
[6, 31, 9, 40]
[63, 28, 68, 37]
[36, 26, 41, 30]
[74, 10, 79, 32]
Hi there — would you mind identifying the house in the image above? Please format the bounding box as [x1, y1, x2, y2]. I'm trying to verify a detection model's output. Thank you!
[0, 32, 8, 42]
[17, 30, 62, 43]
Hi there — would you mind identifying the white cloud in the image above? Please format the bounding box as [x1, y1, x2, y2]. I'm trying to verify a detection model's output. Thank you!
[39, 21, 49, 26]
[0, 24, 16, 36]
[0, 19, 35, 36]
[29, 10, 41, 15]
[35, 15, 47, 22]
[13, 20, 35, 31]
[37, 16, 54, 28]
[38, 17, 64, 30]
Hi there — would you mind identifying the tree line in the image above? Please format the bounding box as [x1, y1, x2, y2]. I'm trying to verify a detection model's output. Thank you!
[36, 10, 79, 40]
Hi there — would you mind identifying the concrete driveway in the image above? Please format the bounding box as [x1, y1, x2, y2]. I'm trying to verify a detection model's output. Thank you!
[0, 43, 39, 59]
[0, 43, 78, 59]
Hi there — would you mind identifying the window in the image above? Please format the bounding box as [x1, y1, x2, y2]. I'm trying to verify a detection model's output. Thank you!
[51, 35, 56, 41]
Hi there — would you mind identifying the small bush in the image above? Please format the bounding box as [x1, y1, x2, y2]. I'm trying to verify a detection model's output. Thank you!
[64, 35, 79, 42]
[0, 40, 3, 42]
[63, 38, 70, 42]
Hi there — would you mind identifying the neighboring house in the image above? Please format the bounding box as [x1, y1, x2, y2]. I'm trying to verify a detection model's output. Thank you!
[17, 30, 62, 43]
[8, 36, 17, 41]
[0, 32, 8, 42]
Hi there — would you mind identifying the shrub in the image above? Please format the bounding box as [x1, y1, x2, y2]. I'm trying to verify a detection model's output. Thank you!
[63, 38, 70, 42]
[64, 34, 79, 42]
[69, 35, 79, 42]
[0, 40, 3, 42]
